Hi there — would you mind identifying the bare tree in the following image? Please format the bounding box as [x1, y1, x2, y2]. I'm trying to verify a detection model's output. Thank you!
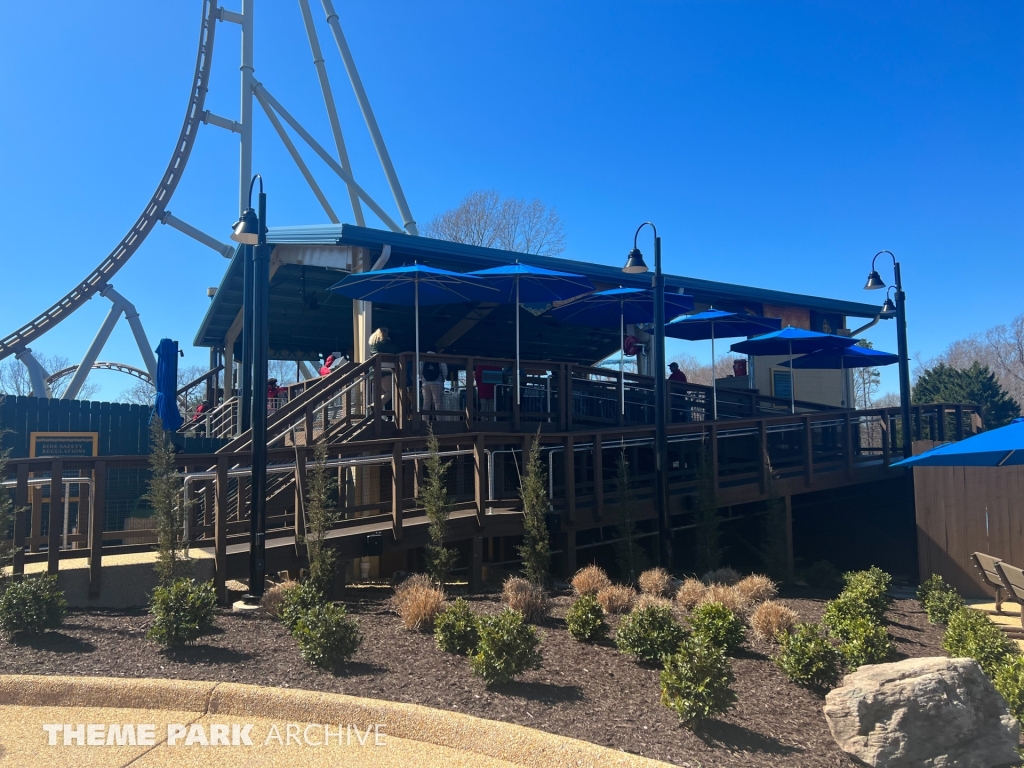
[669, 352, 739, 387]
[423, 190, 567, 256]
[852, 339, 881, 410]
[118, 364, 208, 410]
[0, 353, 98, 399]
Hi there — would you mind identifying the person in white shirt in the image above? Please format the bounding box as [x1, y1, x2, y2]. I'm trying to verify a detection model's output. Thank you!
[419, 354, 448, 416]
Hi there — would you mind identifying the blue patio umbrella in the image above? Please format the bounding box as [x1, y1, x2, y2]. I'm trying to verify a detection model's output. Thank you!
[780, 344, 899, 409]
[153, 338, 183, 431]
[553, 287, 695, 414]
[469, 262, 594, 405]
[328, 263, 499, 412]
[665, 309, 782, 419]
[892, 418, 1024, 468]
[730, 327, 858, 413]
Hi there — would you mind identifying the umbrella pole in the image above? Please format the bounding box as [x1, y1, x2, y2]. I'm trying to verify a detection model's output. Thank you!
[516, 278, 521, 406]
[711, 324, 717, 421]
[789, 341, 795, 414]
[415, 278, 420, 414]
[620, 308, 625, 416]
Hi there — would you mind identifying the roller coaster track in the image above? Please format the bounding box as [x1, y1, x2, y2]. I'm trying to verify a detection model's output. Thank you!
[46, 362, 153, 388]
[0, 0, 218, 363]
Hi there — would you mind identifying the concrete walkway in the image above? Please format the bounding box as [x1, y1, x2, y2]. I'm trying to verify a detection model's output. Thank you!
[0, 675, 674, 768]
[968, 599, 1024, 649]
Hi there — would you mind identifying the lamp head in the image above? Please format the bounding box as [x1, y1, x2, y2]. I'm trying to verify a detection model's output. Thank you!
[230, 207, 259, 244]
[623, 248, 649, 274]
[879, 297, 897, 318]
[864, 270, 886, 290]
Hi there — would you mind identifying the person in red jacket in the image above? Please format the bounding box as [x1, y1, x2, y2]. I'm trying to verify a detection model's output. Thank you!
[668, 362, 687, 383]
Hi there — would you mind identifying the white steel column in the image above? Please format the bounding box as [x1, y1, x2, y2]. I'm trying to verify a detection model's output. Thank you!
[16, 349, 50, 398]
[239, 0, 255, 216]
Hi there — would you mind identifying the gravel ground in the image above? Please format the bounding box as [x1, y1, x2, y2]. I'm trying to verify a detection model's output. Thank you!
[0, 586, 948, 767]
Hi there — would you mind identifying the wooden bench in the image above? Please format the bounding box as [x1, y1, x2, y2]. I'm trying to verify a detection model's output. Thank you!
[993, 560, 1024, 628]
[972, 552, 1006, 613]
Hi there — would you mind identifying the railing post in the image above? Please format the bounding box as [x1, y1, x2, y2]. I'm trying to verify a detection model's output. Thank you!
[955, 406, 964, 440]
[564, 434, 576, 524]
[294, 448, 308, 548]
[617, 370, 625, 428]
[565, 365, 574, 431]
[373, 355, 382, 438]
[47, 460, 63, 575]
[558, 363, 567, 432]
[513, 369, 522, 432]
[465, 356, 475, 430]
[758, 421, 767, 494]
[844, 412, 854, 477]
[803, 417, 814, 486]
[914, 405, 922, 441]
[593, 433, 604, 520]
[214, 456, 229, 605]
[474, 434, 486, 524]
[304, 404, 314, 446]
[391, 442, 403, 540]
[13, 463, 28, 580]
[89, 461, 105, 597]
[881, 412, 891, 466]
[709, 424, 719, 500]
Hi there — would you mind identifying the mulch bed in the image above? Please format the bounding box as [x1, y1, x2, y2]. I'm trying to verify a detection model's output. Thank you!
[0, 585, 948, 767]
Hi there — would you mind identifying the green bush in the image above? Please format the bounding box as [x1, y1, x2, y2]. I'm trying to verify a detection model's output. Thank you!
[917, 573, 950, 605]
[660, 633, 737, 726]
[616, 604, 686, 664]
[994, 655, 1024, 726]
[280, 580, 324, 632]
[566, 594, 608, 642]
[803, 560, 841, 589]
[147, 578, 216, 648]
[434, 598, 480, 655]
[836, 617, 894, 670]
[823, 591, 881, 638]
[924, 588, 966, 626]
[775, 622, 842, 691]
[840, 567, 891, 621]
[293, 602, 362, 671]
[0, 575, 67, 637]
[470, 608, 542, 686]
[688, 601, 745, 656]
[943, 606, 1020, 678]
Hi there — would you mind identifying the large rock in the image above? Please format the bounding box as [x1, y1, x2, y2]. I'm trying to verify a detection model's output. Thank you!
[823, 657, 1019, 767]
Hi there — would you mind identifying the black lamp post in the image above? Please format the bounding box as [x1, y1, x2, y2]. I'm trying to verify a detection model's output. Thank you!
[233, 202, 258, 434]
[231, 174, 268, 601]
[865, 250, 912, 460]
[623, 222, 671, 568]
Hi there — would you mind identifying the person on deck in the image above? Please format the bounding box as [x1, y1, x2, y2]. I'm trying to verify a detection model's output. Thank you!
[419, 354, 447, 417]
[668, 362, 687, 383]
[368, 328, 396, 415]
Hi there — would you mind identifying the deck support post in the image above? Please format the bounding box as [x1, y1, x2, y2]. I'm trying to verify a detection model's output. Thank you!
[215, 456, 230, 605]
[13, 463, 27, 580]
[47, 461, 63, 575]
[89, 461, 106, 597]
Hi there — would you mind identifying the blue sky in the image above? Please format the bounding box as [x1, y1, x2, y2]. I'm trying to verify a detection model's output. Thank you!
[1, 1, 1021, 399]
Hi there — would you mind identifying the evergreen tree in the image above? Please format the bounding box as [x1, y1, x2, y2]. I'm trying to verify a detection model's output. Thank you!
[693, 443, 721, 574]
[517, 433, 551, 585]
[761, 451, 791, 583]
[614, 449, 648, 583]
[420, 428, 458, 587]
[146, 419, 192, 585]
[0, 447, 16, 580]
[302, 441, 339, 593]
[913, 362, 1021, 429]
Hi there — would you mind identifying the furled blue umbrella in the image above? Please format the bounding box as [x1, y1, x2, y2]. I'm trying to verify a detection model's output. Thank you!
[553, 287, 695, 414]
[780, 344, 899, 409]
[892, 418, 1024, 468]
[153, 338, 183, 431]
[665, 309, 782, 419]
[730, 327, 858, 413]
[328, 263, 499, 412]
[469, 262, 594, 405]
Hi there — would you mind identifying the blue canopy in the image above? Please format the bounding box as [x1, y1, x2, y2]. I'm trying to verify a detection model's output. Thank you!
[780, 345, 899, 370]
[468, 262, 594, 405]
[892, 418, 1024, 468]
[153, 338, 182, 431]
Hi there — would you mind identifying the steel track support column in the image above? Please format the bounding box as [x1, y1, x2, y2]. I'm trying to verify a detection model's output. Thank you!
[15, 349, 50, 398]
[62, 297, 124, 400]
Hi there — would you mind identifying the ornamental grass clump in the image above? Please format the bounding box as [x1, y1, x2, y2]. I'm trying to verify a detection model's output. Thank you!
[699, 584, 748, 616]
[260, 580, 298, 619]
[660, 634, 737, 726]
[434, 598, 480, 655]
[597, 585, 636, 615]
[675, 578, 707, 610]
[391, 573, 446, 631]
[943, 606, 1020, 678]
[572, 565, 611, 597]
[147, 578, 216, 648]
[775, 622, 842, 691]
[470, 608, 542, 686]
[292, 602, 362, 672]
[734, 574, 777, 606]
[635, 593, 674, 612]
[566, 594, 608, 642]
[638, 567, 674, 598]
[502, 576, 549, 623]
[0, 575, 67, 638]
[749, 601, 799, 642]
[616, 604, 686, 664]
[688, 600, 746, 656]
[702, 567, 741, 586]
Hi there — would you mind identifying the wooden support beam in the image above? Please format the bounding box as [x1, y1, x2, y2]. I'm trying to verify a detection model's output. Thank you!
[564, 434, 576, 524]
[784, 494, 794, 577]
[564, 528, 577, 577]
[88, 461, 105, 597]
[215, 456, 229, 604]
[13, 463, 27, 580]
[844, 411, 854, 478]
[465, 356, 475, 429]
[803, 416, 814, 486]
[709, 424, 719, 501]
[373, 355, 382, 438]
[558, 364, 567, 432]
[469, 535, 484, 593]
[593, 433, 604, 520]
[474, 434, 486, 525]
[47, 460, 63, 575]
[391, 442, 404, 540]
[758, 421, 767, 495]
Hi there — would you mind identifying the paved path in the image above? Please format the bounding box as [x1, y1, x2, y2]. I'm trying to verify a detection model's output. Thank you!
[0, 675, 673, 768]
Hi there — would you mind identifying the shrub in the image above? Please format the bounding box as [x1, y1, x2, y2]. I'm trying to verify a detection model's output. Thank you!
[675, 578, 707, 610]
[280, 580, 325, 632]
[146, 578, 216, 648]
[260, 581, 298, 618]
[841, 567, 891, 620]
[597, 585, 636, 615]
[661, 634, 737, 726]
[917, 573, 950, 605]
[470, 608, 542, 686]
[391, 574, 445, 631]
[803, 560, 841, 589]
[292, 602, 361, 671]
[303, 442, 339, 593]
[924, 588, 966, 626]
[517, 432, 551, 585]
[421, 429, 458, 586]
[566, 594, 608, 642]
[943, 606, 1020, 678]
[699, 584, 748, 616]
[837, 617, 894, 670]
[638, 568, 674, 598]
[0, 575, 67, 638]
[750, 601, 799, 642]
[502, 577, 549, 623]
[616, 604, 686, 664]
[823, 592, 879, 638]
[434, 598, 480, 655]
[775, 622, 842, 691]
[572, 565, 611, 597]
[689, 601, 746, 656]
[734, 574, 777, 606]
[994, 655, 1024, 726]
[702, 567, 741, 586]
